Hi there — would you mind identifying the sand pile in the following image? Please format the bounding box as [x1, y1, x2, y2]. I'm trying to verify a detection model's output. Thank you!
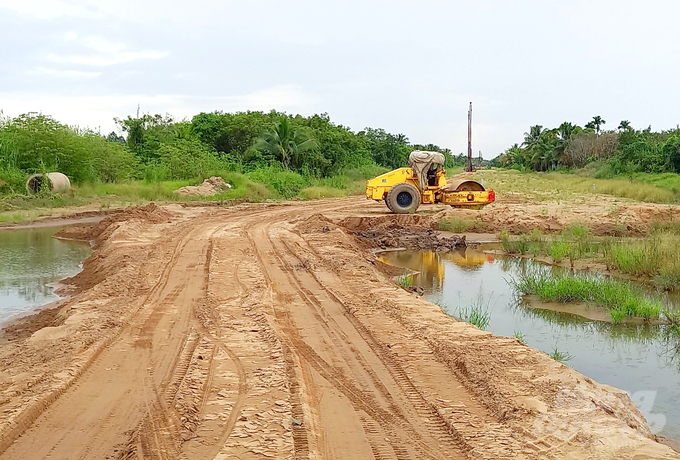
[174, 177, 232, 196]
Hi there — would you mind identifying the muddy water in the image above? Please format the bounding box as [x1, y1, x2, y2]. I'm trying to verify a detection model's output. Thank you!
[0, 227, 91, 324]
[379, 247, 680, 441]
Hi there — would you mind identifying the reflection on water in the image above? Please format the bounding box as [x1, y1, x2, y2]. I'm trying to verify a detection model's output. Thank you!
[379, 247, 680, 440]
[0, 227, 91, 323]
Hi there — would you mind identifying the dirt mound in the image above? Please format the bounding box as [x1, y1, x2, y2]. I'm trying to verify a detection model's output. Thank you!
[174, 176, 231, 196]
[56, 203, 172, 245]
[55, 204, 174, 293]
[434, 199, 680, 237]
[338, 215, 436, 231]
[296, 213, 340, 234]
[337, 215, 466, 251]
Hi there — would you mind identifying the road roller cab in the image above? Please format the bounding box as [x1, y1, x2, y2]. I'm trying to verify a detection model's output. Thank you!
[365, 151, 495, 214]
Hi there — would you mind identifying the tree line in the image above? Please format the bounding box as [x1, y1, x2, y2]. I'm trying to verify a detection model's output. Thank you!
[0, 110, 465, 193]
[494, 116, 680, 176]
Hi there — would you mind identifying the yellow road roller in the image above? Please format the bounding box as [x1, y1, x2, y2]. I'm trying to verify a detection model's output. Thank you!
[366, 151, 495, 213]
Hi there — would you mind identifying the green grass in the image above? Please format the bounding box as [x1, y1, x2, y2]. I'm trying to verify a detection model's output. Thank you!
[548, 241, 570, 263]
[437, 217, 485, 233]
[396, 274, 413, 288]
[511, 273, 663, 323]
[501, 224, 680, 289]
[664, 309, 680, 327]
[500, 224, 600, 263]
[604, 232, 680, 290]
[475, 169, 680, 204]
[456, 293, 492, 330]
[513, 331, 526, 344]
[0, 165, 386, 223]
[548, 346, 573, 363]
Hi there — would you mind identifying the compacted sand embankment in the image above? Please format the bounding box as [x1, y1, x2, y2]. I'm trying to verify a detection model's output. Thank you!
[0, 197, 675, 459]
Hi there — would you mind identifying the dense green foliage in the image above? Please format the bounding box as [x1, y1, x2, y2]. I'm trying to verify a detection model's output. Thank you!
[0, 110, 463, 196]
[494, 116, 680, 177]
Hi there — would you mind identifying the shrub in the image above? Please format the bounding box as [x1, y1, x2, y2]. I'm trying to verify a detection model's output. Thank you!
[246, 167, 309, 199]
[157, 139, 224, 180]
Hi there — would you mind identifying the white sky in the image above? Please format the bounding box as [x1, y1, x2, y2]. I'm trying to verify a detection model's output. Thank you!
[1, 0, 679, 158]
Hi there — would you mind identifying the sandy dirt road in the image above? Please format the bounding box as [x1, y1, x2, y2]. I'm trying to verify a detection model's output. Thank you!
[0, 197, 677, 459]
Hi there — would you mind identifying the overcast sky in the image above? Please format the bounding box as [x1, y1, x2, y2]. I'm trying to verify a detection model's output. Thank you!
[1, 0, 679, 158]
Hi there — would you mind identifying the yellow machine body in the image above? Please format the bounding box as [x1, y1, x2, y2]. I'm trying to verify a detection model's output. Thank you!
[365, 167, 495, 212]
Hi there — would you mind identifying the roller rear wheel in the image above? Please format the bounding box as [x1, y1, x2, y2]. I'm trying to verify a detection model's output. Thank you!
[386, 183, 421, 214]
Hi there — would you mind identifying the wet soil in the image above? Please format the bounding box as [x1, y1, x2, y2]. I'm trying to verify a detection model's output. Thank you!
[339, 214, 468, 251]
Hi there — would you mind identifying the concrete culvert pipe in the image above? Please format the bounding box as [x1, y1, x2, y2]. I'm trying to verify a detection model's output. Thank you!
[26, 172, 71, 194]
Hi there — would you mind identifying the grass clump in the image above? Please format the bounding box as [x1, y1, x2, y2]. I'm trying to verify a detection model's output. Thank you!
[396, 274, 413, 288]
[548, 241, 570, 263]
[513, 331, 526, 344]
[604, 232, 680, 290]
[664, 309, 680, 327]
[456, 292, 492, 330]
[438, 217, 485, 233]
[457, 305, 491, 330]
[548, 346, 573, 363]
[511, 273, 663, 323]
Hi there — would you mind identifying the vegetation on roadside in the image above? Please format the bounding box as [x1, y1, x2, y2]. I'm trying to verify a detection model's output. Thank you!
[476, 169, 680, 204]
[511, 272, 664, 323]
[499, 223, 680, 291]
[0, 110, 471, 217]
[488, 116, 680, 204]
[499, 225, 600, 265]
[494, 117, 680, 176]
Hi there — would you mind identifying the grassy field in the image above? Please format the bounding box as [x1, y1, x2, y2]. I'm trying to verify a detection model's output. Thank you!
[0, 166, 385, 223]
[472, 169, 680, 204]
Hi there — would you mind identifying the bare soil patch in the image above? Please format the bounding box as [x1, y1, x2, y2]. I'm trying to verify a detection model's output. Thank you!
[0, 197, 675, 459]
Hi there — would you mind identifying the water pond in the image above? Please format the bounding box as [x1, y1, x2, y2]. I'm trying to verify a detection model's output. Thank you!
[0, 227, 91, 324]
[379, 247, 680, 441]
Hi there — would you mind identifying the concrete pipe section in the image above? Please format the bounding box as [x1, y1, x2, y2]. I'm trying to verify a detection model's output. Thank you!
[26, 172, 71, 194]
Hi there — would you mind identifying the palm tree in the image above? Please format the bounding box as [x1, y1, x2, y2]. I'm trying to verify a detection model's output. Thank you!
[522, 125, 544, 150]
[585, 116, 606, 135]
[395, 134, 409, 145]
[252, 118, 318, 169]
[556, 122, 578, 141]
[498, 143, 523, 168]
[618, 120, 632, 131]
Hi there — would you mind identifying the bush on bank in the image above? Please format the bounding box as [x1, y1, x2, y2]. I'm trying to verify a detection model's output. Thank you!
[0, 110, 448, 204]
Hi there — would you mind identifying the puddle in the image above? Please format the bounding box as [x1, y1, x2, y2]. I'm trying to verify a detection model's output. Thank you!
[0, 227, 91, 324]
[379, 247, 680, 441]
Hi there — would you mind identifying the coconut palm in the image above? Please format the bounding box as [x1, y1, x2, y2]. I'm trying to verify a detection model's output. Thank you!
[618, 120, 632, 131]
[585, 116, 606, 135]
[522, 125, 544, 150]
[252, 118, 318, 169]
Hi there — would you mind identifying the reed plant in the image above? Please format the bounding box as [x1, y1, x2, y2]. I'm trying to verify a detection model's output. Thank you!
[456, 292, 492, 330]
